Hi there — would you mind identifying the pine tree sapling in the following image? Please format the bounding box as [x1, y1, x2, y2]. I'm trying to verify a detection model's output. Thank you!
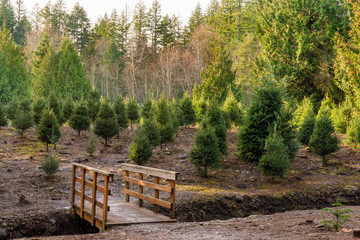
[37, 108, 61, 152]
[223, 90, 242, 127]
[321, 199, 352, 231]
[189, 123, 221, 177]
[127, 97, 139, 129]
[298, 111, 316, 145]
[309, 115, 339, 166]
[206, 101, 227, 155]
[6, 97, 19, 121]
[114, 95, 128, 131]
[141, 95, 153, 119]
[12, 98, 34, 137]
[193, 97, 208, 123]
[48, 92, 62, 123]
[129, 129, 153, 165]
[41, 154, 60, 178]
[0, 102, 8, 129]
[87, 89, 101, 123]
[62, 96, 74, 123]
[259, 129, 291, 181]
[180, 91, 196, 127]
[86, 134, 97, 156]
[33, 96, 46, 125]
[70, 100, 90, 136]
[94, 100, 119, 146]
[141, 117, 160, 147]
[155, 96, 176, 147]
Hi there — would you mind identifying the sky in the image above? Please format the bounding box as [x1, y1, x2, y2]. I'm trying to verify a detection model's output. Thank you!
[19, 0, 212, 26]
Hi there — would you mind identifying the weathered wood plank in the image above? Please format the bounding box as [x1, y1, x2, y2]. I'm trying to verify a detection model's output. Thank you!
[123, 176, 172, 193]
[73, 163, 114, 179]
[75, 177, 111, 195]
[170, 180, 176, 219]
[121, 163, 179, 180]
[154, 176, 160, 213]
[74, 190, 109, 211]
[124, 189, 172, 209]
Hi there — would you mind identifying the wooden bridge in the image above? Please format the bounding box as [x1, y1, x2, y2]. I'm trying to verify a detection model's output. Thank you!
[70, 163, 179, 231]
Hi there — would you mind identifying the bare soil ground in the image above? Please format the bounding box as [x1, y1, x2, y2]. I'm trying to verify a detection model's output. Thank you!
[1, 125, 360, 239]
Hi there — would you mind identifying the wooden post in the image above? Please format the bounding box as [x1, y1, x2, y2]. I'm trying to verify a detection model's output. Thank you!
[139, 173, 143, 207]
[91, 172, 98, 226]
[70, 165, 76, 216]
[125, 170, 129, 202]
[102, 175, 109, 230]
[170, 180, 176, 219]
[154, 177, 160, 213]
[80, 168, 86, 218]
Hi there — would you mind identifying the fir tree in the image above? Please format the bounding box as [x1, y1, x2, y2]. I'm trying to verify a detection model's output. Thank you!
[87, 89, 100, 123]
[193, 96, 208, 123]
[180, 91, 196, 127]
[189, 122, 221, 177]
[36, 108, 61, 152]
[12, 98, 34, 137]
[129, 129, 153, 165]
[61, 96, 74, 124]
[172, 98, 185, 127]
[94, 100, 119, 146]
[127, 97, 139, 129]
[155, 96, 175, 147]
[5, 97, 18, 121]
[114, 95, 128, 131]
[259, 129, 290, 181]
[297, 111, 316, 145]
[48, 92, 62, 124]
[0, 102, 7, 129]
[309, 115, 339, 166]
[140, 117, 160, 148]
[69, 100, 90, 136]
[237, 80, 282, 163]
[33, 96, 46, 125]
[140, 95, 153, 119]
[205, 101, 227, 155]
[223, 90, 242, 127]
[85, 134, 97, 157]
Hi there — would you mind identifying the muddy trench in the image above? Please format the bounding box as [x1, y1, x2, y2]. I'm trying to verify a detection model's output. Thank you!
[2, 186, 360, 239]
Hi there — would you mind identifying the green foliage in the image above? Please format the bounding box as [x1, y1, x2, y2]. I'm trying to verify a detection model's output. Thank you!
[85, 134, 97, 156]
[0, 102, 7, 129]
[317, 95, 333, 119]
[259, 129, 290, 181]
[94, 100, 119, 146]
[193, 97, 208, 123]
[292, 97, 314, 130]
[61, 96, 74, 123]
[127, 97, 139, 129]
[345, 113, 360, 146]
[5, 97, 19, 121]
[140, 117, 160, 148]
[205, 101, 227, 155]
[238, 80, 282, 163]
[140, 95, 154, 119]
[331, 97, 353, 134]
[129, 129, 153, 165]
[69, 100, 90, 136]
[321, 199, 352, 231]
[189, 122, 221, 177]
[169, 103, 180, 133]
[297, 111, 316, 145]
[12, 98, 34, 137]
[87, 89, 101, 123]
[114, 95, 128, 130]
[41, 154, 60, 178]
[48, 92, 62, 124]
[309, 115, 339, 166]
[172, 98, 185, 127]
[155, 96, 176, 146]
[33, 97, 46, 125]
[179, 91, 196, 127]
[36, 108, 61, 152]
[222, 89, 242, 127]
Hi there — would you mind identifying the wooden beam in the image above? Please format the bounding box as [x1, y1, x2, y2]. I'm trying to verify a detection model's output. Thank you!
[91, 172, 98, 226]
[139, 173, 143, 207]
[80, 168, 86, 218]
[170, 180, 176, 219]
[71, 165, 76, 208]
[124, 189, 172, 209]
[73, 163, 114, 180]
[125, 170, 129, 202]
[75, 177, 111, 195]
[123, 176, 172, 193]
[154, 176, 160, 213]
[74, 191, 109, 211]
[121, 163, 179, 180]
[102, 176, 109, 230]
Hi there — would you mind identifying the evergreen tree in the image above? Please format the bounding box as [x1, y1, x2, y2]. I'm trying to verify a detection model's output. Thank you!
[127, 97, 139, 129]
[61, 96, 74, 124]
[70, 100, 90, 136]
[205, 101, 227, 155]
[259, 129, 290, 181]
[133, 1, 148, 45]
[140, 95, 153, 119]
[222, 89, 242, 127]
[331, 97, 353, 134]
[48, 92, 61, 124]
[180, 91, 196, 127]
[188, 2, 204, 33]
[309, 115, 339, 166]
[13, 0, 30, 46]
[0, 101, 7, 129]
[195, 44, 236, 103]
[114, 95, 128, 130]
[0, 50, 10, 103]
[189, 122, 221, 177]
[94, 100, 119, 146]
[33, 96, 46, 125]
[345, 113, 360, 146]
[5, 96, 18, 121]
[297, 111, 316, 145]
[129, 129, 153, 165]
[193, 96, 208, 123]
[238, 80, 282, 163]
[172, 98, 185, 127]
[147, 0, 162, 53]
[36, 108, 61, 152]
[12, 98, 34, 137]
[155, 96, 175, 147]
[87, 89, 101, 123]
[0, 0, 15, 34]
[140, 117, 160, 148]
[158, 14, 174, 48]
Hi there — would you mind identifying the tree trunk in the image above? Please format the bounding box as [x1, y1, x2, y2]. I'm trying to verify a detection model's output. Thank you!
[46, 143, 49, 152]
[105, 137, 108, 147]
[78, 130, 81, 136]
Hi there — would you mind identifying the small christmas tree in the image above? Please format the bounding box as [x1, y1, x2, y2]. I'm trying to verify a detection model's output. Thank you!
[140, 95, 153, 119]
[0, 102, 8, 129]
[193, 97, 208, 123]
[129, 129, 153, 165]
[33, 97, 46, 125]
[85, 134, 97, 157]
[206, 101, 228, 155]
[12, 98, 34, 137]
[189, 122, 221, 177]
[127, 97, 139, 129]
[37, 108, 61, 152]
[94, 100, 119, 146]
[48, 91, 62, 124]
[69, 100, 90, 136]
[61, 96, 74, 124]
[41, 154, 60, 178]
[6, 97, 19, 121]
[259, 129, 290, 181]
[297, 111, 316, 145]
[155, 96, 175, 147]
[223, 90, 242, 128]
[87, 89, 101, 123]
[309, 115, 339, 166]
[180, 91, 196, 127]
[141, 117, 160, 147]
[114, 95, 128, 132]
